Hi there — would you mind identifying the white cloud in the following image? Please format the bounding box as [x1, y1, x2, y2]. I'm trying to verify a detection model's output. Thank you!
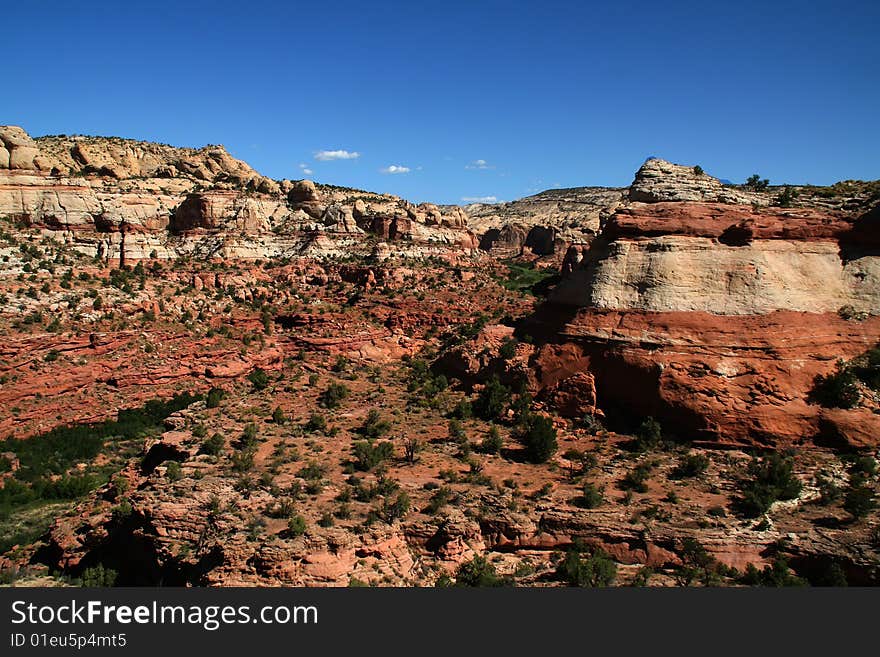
[461, 195, 498, 203]
[465, 159, 493, 170]
[380, 165, 411, 174]
[314, 149, 360, 161]
[298, 163, 313, 176]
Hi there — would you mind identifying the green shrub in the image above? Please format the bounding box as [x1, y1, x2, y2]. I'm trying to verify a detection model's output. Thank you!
[774, 186, 797, 207]
[164, 461, 181, 481]
[110, 499, 134, 524]
[272, 406, 287, 424]
[673, 538, 718, 586]
[849, 456, 877, 478]
[745, 174, 770, 191]
[297, 461, 327, 480]
[810, 362, 860, 409]
[79, 564, 118, 587]
[634, 417, 662, 452]
[202, 433, 225, 456]
[579, 482, 605, 509]
[206, 387, 225, 408]
[287, 515, 307, 536]
[319, 383, 350, 409]
[426, 486, 453, 514]
[498, 338, 518, 360]
[450, 400, 472, 419]
[741, 557, 805, 587]
[381, 491, 410, 522]
[518, 415, 557, 463]
[813, 562, 848, 587]
[843, 482, 877, 520]
[447, 419, 466, 442]
[231, 448, 256, 473]
[240, 422, 258, 448]
[248, 368, 270, 391]
[304, 413, 327, 433]
[359, 410, 391, 439]
[472, 376, 511, 421]
[737, 453, 802, 517]
[673, 453, 710, 478]
[556, 544, 617, 587]
[352, 440, 394, 471]
[620, 463, 653, 493]
[481, 425, 503, 454]
[454, 555, 505, 587]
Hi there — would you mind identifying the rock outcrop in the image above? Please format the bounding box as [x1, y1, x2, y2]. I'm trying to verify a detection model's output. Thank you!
[467, 187, 625, 257]
[0, 126, 477, 261]
[553, 203, 880, 315]
[519, 187, 880, 447]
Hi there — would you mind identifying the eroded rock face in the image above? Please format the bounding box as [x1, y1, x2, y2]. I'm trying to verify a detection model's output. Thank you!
[629, 158, 728, 203]
[527, 308, 880, 447]
[0, 126, 48, 171]
[525, 197, 880, 448]
[553, 203, 880, 316]
[0, 126, 478, 261]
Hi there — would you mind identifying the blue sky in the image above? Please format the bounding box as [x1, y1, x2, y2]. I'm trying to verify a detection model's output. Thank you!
[5, 1, 878, 204]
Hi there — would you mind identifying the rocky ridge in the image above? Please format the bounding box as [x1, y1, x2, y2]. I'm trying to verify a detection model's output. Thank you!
[0, 126, 477, 262]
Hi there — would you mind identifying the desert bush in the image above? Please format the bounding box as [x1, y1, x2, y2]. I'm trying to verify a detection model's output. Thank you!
[426, 486, 453, 514]
[352, 440, 394, 471]
[304, 413, 327, 434]
[556, 543, 617, 587]
[673, 453, 710, 478]
[745, 174, 770, 191]
[272, 406, 287, 424]
[579, 482, 605, 509]
[673, 538, 718, 587]
[231, 448, 256, 473]
[472, 376, 511, 421]
[359, 410, 391, 439]
[843, 482, 877, 520]
[741, 556, 805, 587]
[774, 186, 797, 207]
[634, 417, 662, 452]
[380, 491, 410, 522]
[737, 453, 802, 517]
[319, 383, 350, 409]
[498, 338, 518, 360]
[287, 515, 307, 536]
[454, 555, 505, 587]
[248, 368, 270, 391]
[202, 433, 225, 456]
[481, 425, 504, 454]
[810, 362, 860, 409]
[79, 564, 118, 587]
[517, 415, 557, 463]
[206, 387, 225, 408]
[447, 418, 466, 442]
[164, 461, 181, 481]
[620, 463, 653, 493]
[403, 437, 422, 464]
